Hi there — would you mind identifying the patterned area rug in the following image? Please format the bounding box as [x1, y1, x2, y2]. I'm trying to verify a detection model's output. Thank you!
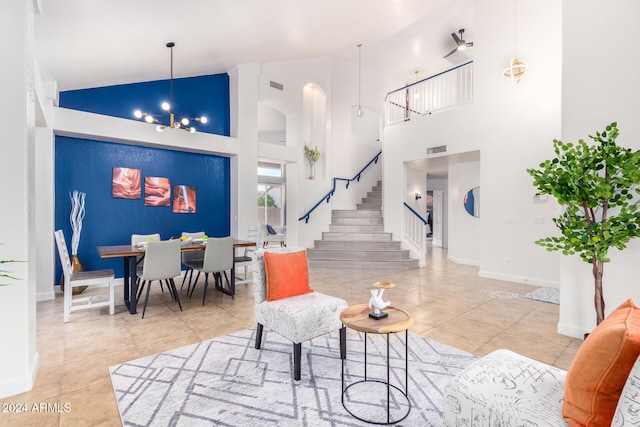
[110, 328, 477, 426]
[523, 287, 560, 304]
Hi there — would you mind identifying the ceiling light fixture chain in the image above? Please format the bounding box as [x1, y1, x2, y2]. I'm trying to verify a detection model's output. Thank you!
[513, 0, 518, 55]
[357, 43, 362, 117]
[503, 0, 527, 83]
[134, 42, 208, 133]
[168, 41, 175, 128]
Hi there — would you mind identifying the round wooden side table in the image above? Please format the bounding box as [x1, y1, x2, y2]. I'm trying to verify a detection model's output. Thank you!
[339, 304, 414, 425]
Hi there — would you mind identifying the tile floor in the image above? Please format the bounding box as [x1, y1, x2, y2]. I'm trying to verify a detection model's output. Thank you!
[0, 245, 582, 426]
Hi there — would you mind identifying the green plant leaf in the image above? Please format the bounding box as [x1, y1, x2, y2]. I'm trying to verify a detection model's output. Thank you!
[527, 122, 640, 323]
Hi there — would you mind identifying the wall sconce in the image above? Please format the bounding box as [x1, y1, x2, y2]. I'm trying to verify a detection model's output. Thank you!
[415, 192, 422, 200]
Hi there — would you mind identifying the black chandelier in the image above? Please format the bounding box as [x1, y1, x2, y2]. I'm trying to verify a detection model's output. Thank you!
[134, 42, 207, 133]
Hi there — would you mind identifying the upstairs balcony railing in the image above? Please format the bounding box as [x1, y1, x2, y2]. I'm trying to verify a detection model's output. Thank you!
[385, 61, 473, 126]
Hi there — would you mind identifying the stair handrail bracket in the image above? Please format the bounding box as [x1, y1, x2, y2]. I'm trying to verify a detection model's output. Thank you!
[385, 61, 473, 126]
[299, 150, 382, 223]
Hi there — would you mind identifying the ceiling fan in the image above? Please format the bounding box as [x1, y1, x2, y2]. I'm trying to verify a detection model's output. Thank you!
[443, 28, 473, 58]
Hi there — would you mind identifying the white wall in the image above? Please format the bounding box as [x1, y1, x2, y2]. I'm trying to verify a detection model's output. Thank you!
[385, 0, 563, 290]
[0, 0, 39, 399]
[448, 161, 480, 265]
[230, 63, 260, 241]
[255, 56, 385, 248]
[559, 0, 640, 337]
[474, 0, 562, 288]
[406, 168, 426, 218]
[387, 0, 640, 338]
[35, 126, 55, 302]
[257, 58, 332, 248]
[383, 104, 480, 256]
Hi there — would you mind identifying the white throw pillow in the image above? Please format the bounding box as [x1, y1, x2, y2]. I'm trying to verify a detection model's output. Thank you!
[612, 355, 640, 426]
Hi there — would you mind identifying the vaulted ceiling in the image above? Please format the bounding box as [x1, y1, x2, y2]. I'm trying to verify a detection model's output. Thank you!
[34, 0, 474, 91]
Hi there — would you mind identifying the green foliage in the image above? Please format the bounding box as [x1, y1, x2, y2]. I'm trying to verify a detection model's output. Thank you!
[527, 122, 640, 264]
[0, 259, 20, 286]
[304, 145, 320, 164]
[258, 194, 277, 208]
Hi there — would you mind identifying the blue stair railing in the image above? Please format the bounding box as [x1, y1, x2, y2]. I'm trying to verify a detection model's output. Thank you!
[403, 202, 427, 224]
[403, 202, 428, 252]
[299, 150, 382, 223]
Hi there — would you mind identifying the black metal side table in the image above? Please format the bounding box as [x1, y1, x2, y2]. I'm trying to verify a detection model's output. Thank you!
[339, 304, 413, 425]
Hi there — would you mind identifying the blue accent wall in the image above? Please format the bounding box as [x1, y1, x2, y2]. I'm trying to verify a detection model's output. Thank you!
[54, 137, 231, 281]
[59, 74, 230, 136]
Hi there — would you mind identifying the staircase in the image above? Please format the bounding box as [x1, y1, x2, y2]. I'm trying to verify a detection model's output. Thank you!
[307, 181, 420, 269]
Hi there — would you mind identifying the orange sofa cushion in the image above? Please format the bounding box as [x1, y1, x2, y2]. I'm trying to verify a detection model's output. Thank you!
[264, 251, 313, 302]
[563, 298, 640, 426]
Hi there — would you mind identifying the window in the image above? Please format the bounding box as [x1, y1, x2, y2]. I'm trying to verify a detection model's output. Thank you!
[257, 162, 285, 229]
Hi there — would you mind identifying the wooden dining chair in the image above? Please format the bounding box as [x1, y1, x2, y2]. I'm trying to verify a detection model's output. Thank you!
[188, 236, 234, 305]
[139, 239, 183, 318]
[54, 230, 115, 323]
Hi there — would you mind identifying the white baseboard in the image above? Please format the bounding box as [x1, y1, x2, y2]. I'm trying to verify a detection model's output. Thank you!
[0, 351, 39, 399]
[478, 270, 560, 288]
[36, 291, 55, 302]
[447, 254, 480, 267]
[558, 322, 587, 339]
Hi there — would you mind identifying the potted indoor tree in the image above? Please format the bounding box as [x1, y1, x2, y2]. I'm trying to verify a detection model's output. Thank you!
[527, 122, 640, 325]
[304, 144, 320, 180]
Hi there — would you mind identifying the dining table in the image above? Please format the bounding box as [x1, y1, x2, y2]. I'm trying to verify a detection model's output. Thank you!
[96, 239, 257, 314]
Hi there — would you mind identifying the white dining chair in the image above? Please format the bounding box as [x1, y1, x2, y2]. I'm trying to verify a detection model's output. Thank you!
[139, 239, 183, 318]
[131, 233, 161, 245]
[131, 233, 161, 299]
[180, 231, 205, 290]
[234, 226, 259, 286]
[188, 236, 234, 305]
[54, 230, 115, 323]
